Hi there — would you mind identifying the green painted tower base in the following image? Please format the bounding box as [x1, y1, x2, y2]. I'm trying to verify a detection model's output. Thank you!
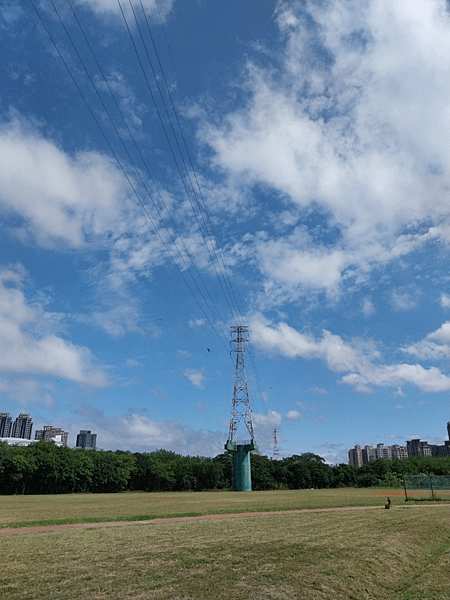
[225, 440, 258, 491]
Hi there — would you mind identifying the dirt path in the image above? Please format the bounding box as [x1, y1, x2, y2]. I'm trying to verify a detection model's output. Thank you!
[2, 503, 449, 535]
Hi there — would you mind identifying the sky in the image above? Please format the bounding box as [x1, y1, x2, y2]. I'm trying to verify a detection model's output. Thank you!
[1, 0, 450, 463]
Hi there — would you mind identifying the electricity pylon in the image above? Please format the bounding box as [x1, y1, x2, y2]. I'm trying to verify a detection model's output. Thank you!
[228, 325, 255, 442]
[273, 428, 280, 460]
[225, 325, 258, 491]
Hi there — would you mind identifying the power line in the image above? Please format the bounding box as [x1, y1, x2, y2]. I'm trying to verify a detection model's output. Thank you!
[137, 0, 244, 326]
[62, 0, 231, 345]
[31, 0, 230, 354]
[115, 0, 234, 338]
[118, 0, 242, 329]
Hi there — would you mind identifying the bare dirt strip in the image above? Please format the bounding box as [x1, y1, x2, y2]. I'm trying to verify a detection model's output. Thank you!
[2, 503, 450, 535]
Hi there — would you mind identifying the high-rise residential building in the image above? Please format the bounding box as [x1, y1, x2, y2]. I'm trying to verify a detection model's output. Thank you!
[362, 445, 376, 463]
[429, 444, 450, 457]
[391, 445, 408, 460]
[76, 430, 97, 449]
[0, 412, 12, 437]
[35, 426, 68, 447]
[406, 439, 432, 457]
[11, 413, 33, 439]
[348, 445, 363, 468]
[375, 443, 392, 460]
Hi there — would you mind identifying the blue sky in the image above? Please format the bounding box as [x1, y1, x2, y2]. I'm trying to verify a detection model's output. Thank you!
[1, 0, 450, 462]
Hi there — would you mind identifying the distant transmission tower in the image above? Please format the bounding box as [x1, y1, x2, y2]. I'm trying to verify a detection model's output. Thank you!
[225, 325, 258, 491]
[272, 428, 280, 460]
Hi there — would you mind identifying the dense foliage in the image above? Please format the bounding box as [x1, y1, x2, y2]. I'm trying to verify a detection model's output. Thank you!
[0, 440, 448, 495]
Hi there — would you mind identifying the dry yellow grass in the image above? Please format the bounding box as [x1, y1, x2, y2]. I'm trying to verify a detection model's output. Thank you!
[2, 505, 449, 599]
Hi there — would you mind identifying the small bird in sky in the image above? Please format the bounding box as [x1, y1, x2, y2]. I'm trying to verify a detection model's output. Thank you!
[207, 348, 210, 352]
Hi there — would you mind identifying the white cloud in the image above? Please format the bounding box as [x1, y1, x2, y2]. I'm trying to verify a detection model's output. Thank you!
[0, 115, 221, 300]
[403, 321, 450, 360]
[285, 410, 302, 421]
[0, 265, 110, 387]
[77, 305, 145, 339]
[0, 116, 129, 249]
[250, 314, 450, 394]
[189, 318, 206, 328]
[255, 236, 346, 296]
[362, 297, 375, 317]
[341, 364, 450, 393]
[200, 0, 450, 299]
[95, 71, 148, 138]
[249, 314, 378, 371]
[253, 409, 282, 431]
[440, 294, 450, 309]
[390, 288, 418, 311]
[306, 388, 327, 395]
[84, 411, 225, 456]
[78, 0, 174, 21]
[184, 368, 206, 389]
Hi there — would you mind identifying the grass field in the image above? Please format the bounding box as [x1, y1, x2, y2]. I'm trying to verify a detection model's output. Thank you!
[1, 488, 407, 529]
[2, 490, 450, 599]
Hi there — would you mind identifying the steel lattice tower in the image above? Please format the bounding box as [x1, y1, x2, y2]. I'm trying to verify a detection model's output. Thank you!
[225, 325, 258, 491]
[272, 428, 280, 460]
[228, 325, 255, 442]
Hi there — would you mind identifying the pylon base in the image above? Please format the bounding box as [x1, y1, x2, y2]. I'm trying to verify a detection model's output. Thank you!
[225, 440, 258, 491]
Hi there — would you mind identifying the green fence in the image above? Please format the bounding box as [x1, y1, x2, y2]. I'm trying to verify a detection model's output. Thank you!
[404, 475, 450, 501]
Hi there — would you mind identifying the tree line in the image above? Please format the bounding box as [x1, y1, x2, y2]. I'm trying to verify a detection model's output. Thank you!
[0, 440, 449, 495]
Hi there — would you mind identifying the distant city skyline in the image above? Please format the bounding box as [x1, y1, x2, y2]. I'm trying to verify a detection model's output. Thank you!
[0, 411, 97, 449]
[348, 421, 450, 466]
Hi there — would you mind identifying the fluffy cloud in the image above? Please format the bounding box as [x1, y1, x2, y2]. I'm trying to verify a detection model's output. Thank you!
[390, 288, 418, 311]
[0, 116, 130, 248]
[184, 368, 206, 389]
[0, 265, 110, 387]
[402, 321, 450, 360]
[72, 410, 226, 456]
[250, 315, 450, 394]
[249, 314, 378, 371]
[440, 294, 450, 309]
[342, 363, 450, 393]
[0, 115, 220, 297]
[201, 0, 450, 299]
[285, 410, 302, 421]
[362, 297, 375, 317]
